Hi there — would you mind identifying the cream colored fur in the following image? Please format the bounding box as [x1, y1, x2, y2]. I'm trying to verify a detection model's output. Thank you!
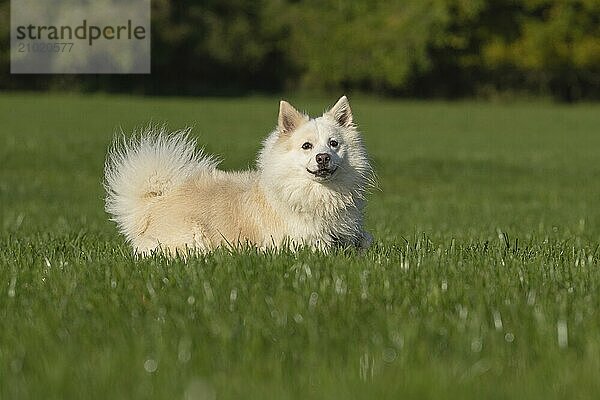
[104, 96, 374, 255]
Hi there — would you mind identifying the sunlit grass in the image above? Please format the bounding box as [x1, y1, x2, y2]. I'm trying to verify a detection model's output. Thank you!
[1, 93, 600, 399]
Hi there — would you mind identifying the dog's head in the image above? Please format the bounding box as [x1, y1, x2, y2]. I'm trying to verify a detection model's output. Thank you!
[259, 96, 372, 195]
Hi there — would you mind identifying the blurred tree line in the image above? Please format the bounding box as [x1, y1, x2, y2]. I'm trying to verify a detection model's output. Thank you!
[1, 0, 598, 100]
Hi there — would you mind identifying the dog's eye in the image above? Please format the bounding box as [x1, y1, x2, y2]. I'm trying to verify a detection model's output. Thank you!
[329, 139, 339, 148]
[301, 142, 313, 150]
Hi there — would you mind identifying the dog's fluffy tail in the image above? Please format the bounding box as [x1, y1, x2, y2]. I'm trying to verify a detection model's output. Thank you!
[104, 125, 217, 243]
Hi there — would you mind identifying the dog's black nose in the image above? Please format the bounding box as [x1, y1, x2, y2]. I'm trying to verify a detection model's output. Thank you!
[316, 153, 331, 166]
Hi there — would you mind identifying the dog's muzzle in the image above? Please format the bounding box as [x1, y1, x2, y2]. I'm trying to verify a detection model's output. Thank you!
[307, 166, 338, 178]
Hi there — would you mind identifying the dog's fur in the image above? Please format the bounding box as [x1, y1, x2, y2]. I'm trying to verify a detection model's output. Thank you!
[104, 96, 374, 255]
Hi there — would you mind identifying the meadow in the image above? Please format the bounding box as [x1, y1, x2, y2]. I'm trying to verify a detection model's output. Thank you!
[1, 93, 600, 399]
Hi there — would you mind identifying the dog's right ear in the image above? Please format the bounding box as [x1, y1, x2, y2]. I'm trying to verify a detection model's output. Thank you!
[278, 100, 307, 135]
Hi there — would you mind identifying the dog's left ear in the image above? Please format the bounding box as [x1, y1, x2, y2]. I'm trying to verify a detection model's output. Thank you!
[278, 100, 307, 135]
[326, 95, 353, 128]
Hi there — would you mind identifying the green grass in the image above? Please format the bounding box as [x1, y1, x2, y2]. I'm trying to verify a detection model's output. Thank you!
[1, 93, 600, 399]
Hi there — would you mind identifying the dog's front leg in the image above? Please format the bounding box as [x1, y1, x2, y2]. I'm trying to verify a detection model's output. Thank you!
[358, 231, 373, 250]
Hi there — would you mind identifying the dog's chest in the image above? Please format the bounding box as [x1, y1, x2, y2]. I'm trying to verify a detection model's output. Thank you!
[281, 207, 358, 246]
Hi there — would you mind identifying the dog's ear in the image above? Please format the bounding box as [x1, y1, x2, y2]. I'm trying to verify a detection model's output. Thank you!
[278, 100, 307, 135]
[326, 95, 353, 128]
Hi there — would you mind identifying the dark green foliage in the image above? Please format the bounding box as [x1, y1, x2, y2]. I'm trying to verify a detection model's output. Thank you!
[1, 0, 599, 99]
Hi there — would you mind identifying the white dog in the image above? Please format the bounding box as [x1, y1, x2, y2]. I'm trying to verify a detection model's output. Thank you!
[104, 96, 374, 255]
